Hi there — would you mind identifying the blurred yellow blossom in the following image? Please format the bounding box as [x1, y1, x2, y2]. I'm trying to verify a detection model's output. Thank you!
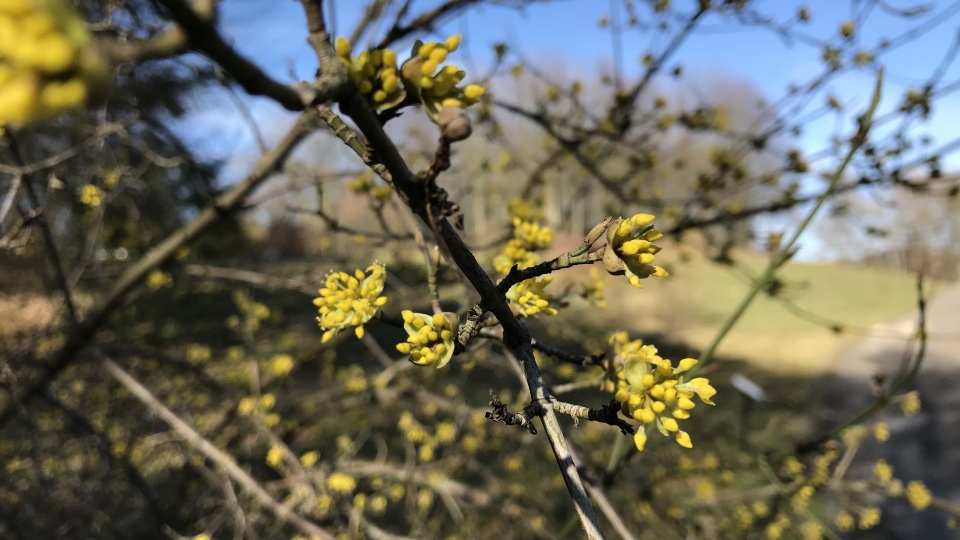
[265, 445, 283, 469]
[835, 511, 854, 532]
[874, 459, 893, 483]
[299, 451, 319, 467]
[326, 472, 356, 494]
[259, 393, 276, 410]
[873, 422, 889, 442]
[901, 391, 921, 415]
[343, 376, 368, 393]
[507, 198, 543, 222]
[236, 397, 255, 416]
[370, 495, 387, 514]
[512, 218, 553, 250]
[186, 343, 211, 364]
[859, 507, 881, 529]
[435, 421, 456, 444]
[269, 354, 294, 377]
[906, 480, 932, 510]
[145, 269, 172, 290]
[580, 267, 607, 308]
[78, 184, 103, 206]
[800, 520, 822, 540]
[506, 276, 559, 317]
[0, 0, 111, 125]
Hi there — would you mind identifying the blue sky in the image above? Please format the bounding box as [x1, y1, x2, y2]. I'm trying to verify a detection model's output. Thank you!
[174, 1, 960, 257]
[197, 0, 960, 158]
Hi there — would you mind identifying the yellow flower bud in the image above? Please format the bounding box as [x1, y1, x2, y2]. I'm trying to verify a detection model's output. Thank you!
[418, 41, 437, 58]
[382, 49, 397, 67]
[678, 358, 698, 371]
[445, 34, 462, 52]
[335, 36, 351, 58]
[634, 430, 647, 451]
[463, 84, 485, 100]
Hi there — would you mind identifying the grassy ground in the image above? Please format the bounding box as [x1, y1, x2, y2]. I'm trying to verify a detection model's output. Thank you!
[568, 245, 925, 375]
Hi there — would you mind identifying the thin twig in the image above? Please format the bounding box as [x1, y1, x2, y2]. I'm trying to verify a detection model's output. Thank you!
[101, 356, 333, 540]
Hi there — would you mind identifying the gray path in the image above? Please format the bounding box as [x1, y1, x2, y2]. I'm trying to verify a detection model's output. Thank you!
[810, 281, 960, 538]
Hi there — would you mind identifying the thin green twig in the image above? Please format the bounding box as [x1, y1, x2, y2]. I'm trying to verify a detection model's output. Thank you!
[696, 70, 885, 370]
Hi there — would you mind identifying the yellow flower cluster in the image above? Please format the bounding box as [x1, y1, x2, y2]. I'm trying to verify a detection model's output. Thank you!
[314, 263, 388, 343]
[603, 213, 668, 288]
[512, 218, 553, 250]
[579, 267, 607, 308]
[236, 393, 281, 426]
[395, 310, 456, 368]
[873, 459, 893, 483]
[507, 198, 543, 222]
[269, 353, 294, 377]
[906, 480, 932, 510]
[494, 238, 541, 275]
[401, 35, 485, 120]
[265, 445, 283, 469]
[78, 184, 103, 206]
[335, 37, 404, 110]
[346, 171, 375, 193]
[610, 334, 716, 451]
[506, 275, 558, 317]
[901, 391, 921, 415]
[326, 472, 357, 494]
[0, 0, 110, 125]
[835, 511, 854, 532]
[300, 451, 319, 467]
[145, 269, 172, 290]
[186, 343, 211, 364]
[346, 171, 392, 202]
[859, 507, 881, 529]
[494, 218, 555, 275]
[229, 289, 271, 334]
[333, 34, 484, 123]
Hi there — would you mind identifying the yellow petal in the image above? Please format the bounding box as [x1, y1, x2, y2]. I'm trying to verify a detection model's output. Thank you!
[634, 430, 647, 452]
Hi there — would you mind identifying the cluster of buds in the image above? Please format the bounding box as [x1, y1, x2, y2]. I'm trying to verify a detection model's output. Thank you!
[314, 263, 388, 342]
[506, 275, 559, 317]
[612, 339, 716, 451]
[507, 198, 543, 222]
[395, 310, 458, 368]
[602, 213, 668, 288]
[333, 34, 485, 138]
[335, 37, 405, 110]
[513, 218, 553, 250]
[494, 218, 555, 275]
[401, 35, 485, 122]
[0, 0, 111, 125]
[346, 171, 392, 202]
[579, 268, 607, 308]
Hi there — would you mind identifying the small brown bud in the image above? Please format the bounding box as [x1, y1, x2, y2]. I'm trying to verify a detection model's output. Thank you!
[438, 106, 472, 142]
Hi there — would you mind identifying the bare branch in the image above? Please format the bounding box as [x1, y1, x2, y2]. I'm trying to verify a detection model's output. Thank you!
[101, 356, 333, 540]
